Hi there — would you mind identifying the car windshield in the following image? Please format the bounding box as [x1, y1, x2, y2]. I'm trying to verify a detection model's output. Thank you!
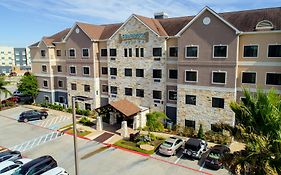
[11, 167, 27, 175]
[185, 144, 200, 151]
[208, 150, 221, 160]
[162, 141, 173, 147]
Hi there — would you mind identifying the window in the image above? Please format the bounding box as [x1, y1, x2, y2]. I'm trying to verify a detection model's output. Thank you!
[169, 47, 178, 57]
[70, 66, 76, 74]
[266, 73, 281, 85]
[59, 96, 65, 103]
[242, 72, 256, 84]
[153, 48, 162, 57]
[129, 48, 132, 57]
[212, 72, 226, 84]
[69, 48, 75, 57]
[43, 80, 48, 87]
[102, 85, 108, 93]
[136, 69, 144, 77]
[153, 69, 162, 79]
[44, 96, 50, 102]
[41, 50, 46, 57]
[83, 67, 90, 75]
[110, 49, 117, 57]
[58, 80, 63, 88]
[41, 65, 47, 72]
[85, 103, 91, 110]
[185, 70, 197, 82]
[168, 91, 177, 100]
[125, 68, 132, 77]
[71, 83, 77, 90]
[169, 69, 178, 79]
[136, 89, 144, 97]
[84, 85, 90, 92]
[185, 120, 195, 129]
[57, 65, 62, 72]
[82, 48, 89, 57]
[101, 67, 108, 75]
[110, 86, 117, 94]
[185, 46, 198, 58]
[268, 45, 281, 57]
[124, 48, 128, 57]
[243, 45, 258, 57]
[212, 97, 224, 108]
[153, 90, 162, 99]
[100, 49, 107, 57]
[56, 50, 61, 56]
[186, 95, 196, 105]
[110, 68, 117, 76]
[140, 48, 144, 57]
[125, 88, 132, 96]
[213, 45, 227, 58]
[135, 48, 139, 57]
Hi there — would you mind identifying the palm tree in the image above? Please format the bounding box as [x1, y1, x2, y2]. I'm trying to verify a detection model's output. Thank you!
[226, 88, 281, 174]
[0, 76, 11, 102]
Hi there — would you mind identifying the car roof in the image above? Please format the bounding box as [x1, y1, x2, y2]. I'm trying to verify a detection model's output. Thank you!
[166, 137, 180, 143]
[14, 158, 32, 165]
[41, 167, 66, 175]
[0, 161, 14, 170]
[0, 151, 19, 157]
[185, 138, 203, 146]
[20, 155, 54, 168]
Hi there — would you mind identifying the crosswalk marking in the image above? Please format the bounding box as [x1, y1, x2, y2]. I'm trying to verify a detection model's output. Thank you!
[9, 132, 64, 152]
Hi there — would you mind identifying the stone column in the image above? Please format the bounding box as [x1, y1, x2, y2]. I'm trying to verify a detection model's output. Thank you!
[133, 115, 139, 130]
[121, 121, 129, 138]
[109, 112, 117, 125]
[96, 116, 103, 131]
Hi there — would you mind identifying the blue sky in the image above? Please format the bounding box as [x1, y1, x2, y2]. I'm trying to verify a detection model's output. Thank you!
[0, 0, 280, 47]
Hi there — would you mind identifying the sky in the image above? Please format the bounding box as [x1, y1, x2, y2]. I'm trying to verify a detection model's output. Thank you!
[0, 0, 280, 47]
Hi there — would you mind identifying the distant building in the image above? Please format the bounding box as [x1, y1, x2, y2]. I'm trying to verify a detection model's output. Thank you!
[14, 48, 31, 72]
[0, 46, 14, 74]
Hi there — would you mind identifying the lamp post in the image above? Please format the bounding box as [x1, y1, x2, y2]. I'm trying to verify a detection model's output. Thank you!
[71, 95, 93, 175]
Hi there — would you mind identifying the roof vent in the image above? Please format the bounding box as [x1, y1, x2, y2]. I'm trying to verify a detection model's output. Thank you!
[154, 12, 168, 19]
[255, 20, 274, 30]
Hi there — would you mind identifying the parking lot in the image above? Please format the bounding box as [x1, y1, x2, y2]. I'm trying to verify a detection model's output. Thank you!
[0, 106, 230, 175]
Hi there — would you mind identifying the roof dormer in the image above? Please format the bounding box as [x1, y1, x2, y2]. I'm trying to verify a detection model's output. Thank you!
[255, 20, 274, 31]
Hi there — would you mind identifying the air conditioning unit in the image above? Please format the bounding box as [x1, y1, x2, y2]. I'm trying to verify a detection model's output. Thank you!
[154, 57, 161, 61]
[154, 79, 161, 82]
[111, 76, 116, 79]
[111, 57, 116, 60]
[111, 94, 117, 98]
[154, 100, 161, 103]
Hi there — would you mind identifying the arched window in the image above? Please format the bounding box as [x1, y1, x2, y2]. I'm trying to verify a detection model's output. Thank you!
[255, 20, 274, 30]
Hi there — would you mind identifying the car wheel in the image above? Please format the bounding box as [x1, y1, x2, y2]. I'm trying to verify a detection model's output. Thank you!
[41, 116, 46, 120]
[23, 118, 28, 123]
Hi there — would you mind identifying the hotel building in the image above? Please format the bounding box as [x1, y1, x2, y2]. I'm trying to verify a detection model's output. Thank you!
[30, 7, 281, 130]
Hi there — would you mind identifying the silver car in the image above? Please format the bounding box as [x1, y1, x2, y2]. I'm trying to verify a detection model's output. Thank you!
[159, 137, 184, 156]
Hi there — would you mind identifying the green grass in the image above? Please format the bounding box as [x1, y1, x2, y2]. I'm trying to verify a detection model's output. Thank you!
[66, 129, 91, 137]
[59, 124, 73, 131]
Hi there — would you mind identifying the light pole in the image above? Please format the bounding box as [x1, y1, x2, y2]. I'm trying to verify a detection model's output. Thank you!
[71, 95, 93, 175]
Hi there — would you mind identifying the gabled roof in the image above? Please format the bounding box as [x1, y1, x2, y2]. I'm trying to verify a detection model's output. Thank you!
[76, 22, 105, 40]
[29, 41, 40, 48]
[110, 99, 141, 117]
[100, 23, 123, 40]
[135, 15, 168, 36]
[157, 16, 193, 36]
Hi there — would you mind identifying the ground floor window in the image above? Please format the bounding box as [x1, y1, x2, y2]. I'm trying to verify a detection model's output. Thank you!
[58, 96, 65, 103]
[85, 103, 91, 110]
[185, 119, 195, 129]
[44, 96, 50, 103]
[212, 97, 224, 108]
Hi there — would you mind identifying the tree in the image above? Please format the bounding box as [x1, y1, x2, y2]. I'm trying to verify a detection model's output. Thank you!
[17, 74, 39, 101]
[0, 76, 11, 101]
[226, 88, 281, 175]
[146, 111, 167, 132]
[197, 124, 204, 139]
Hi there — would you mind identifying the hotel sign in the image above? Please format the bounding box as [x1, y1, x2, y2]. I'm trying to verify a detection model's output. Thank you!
[119, 32, 149, 43]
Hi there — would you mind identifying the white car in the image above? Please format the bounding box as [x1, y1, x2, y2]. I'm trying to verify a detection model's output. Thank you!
[13, 90, 23, 96]
[41, 167, 68, 175]
[0, 159, 32, 175]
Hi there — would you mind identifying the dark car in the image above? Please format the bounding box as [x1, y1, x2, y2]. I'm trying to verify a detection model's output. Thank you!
[14, 95, 33, 104]
[204, 145, 230, 170]
[183, 138, 208, 159]
[9, 72, 17, 77]
[18, 110, 48, 122]
[0, 150, 22, 163]
[11, 155, 57, 175]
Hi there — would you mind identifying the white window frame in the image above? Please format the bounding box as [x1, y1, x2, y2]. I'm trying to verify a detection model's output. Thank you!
[82, 66, 90, 76]
[242, 44, 259, 58]
[267, 44, 281, 58]
[212, 71, 227, 84]
[211, 96, 225, 109]
[152, 47, 162, 57]
[40, 49, 46, 57]
[168, 90, 177, 101]
[241, 71, 257, 85]
[265, 72, 281, 86]
[169, 46, 178, 58]
[56, 49, 62, 57]
[185, 45, 199, 58]
[213, 45, 228, 58]
[69, 65, 76, 75]
[43, 79, 48, 88]
[41, 64, 47, 73]
[100, 48, 107, 57]
[168, 69, 178, 79]
[185, 70, 198, 83]
[58, 80, 64, 88]
[68, 48, 76, 58]
[82, 48, 90, 58]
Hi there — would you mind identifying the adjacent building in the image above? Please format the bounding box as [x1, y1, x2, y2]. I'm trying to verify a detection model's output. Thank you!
[29, 6, 281, 130]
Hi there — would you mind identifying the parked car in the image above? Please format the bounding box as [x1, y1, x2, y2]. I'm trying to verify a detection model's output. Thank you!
[183, 138, 208, 159]
[18, 110, 48, 122]
[9, 72, 17, 77]
[11, 155, 57, 175]
[41, 167, 68, 175]
[0, 151, 22, 163]
[0, 159, 32, 175]
[13, 95, 33, 104]
[204, 144, 230, 170]
[1, 97, 20, 104]
[13, 90, 23, 96]
[159, 136, 184, 156]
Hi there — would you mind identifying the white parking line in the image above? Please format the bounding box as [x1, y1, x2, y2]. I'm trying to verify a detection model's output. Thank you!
[199, 162, 205, 171]
[174, 154, 183, 164]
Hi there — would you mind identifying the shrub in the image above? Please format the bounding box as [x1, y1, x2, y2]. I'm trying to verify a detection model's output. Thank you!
[197, 124, 204, 139]
[146, 112, 167, 132]
[78, 117, 94, 126]
[205, 130, 232, 145]
[182, 126, 195, 137]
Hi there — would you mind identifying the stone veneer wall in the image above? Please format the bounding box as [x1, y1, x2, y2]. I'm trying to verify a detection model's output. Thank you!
[177, 84, 235, 130]
[107, 16, 167, 111]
